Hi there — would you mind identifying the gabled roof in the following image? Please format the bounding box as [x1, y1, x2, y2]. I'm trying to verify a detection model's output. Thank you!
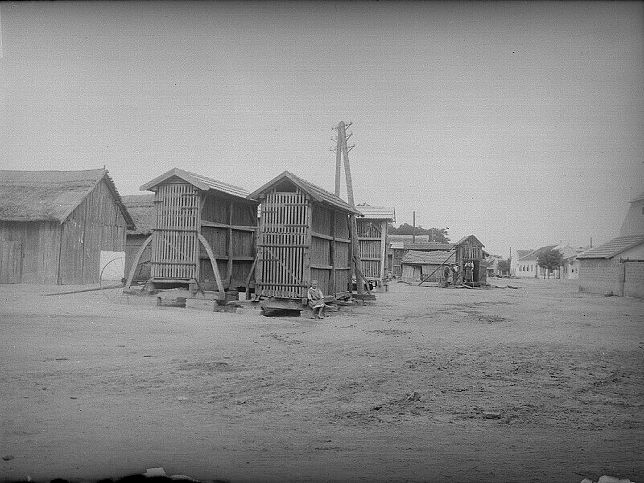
[518, 245, 557, 261]
[403, 241, 453, 251]
[402, 250, 456, 265]
[515, 249, 534, 259]
[577, 234, 644, 259]
[0, 169, 134, 229]
[122, 194, 155, 236]
[629, 190, 644, 203]
[356, 203, 395, 221]
[456, 234, 484, 247]
[140, 167, 250, 199]
[248, 171, 361, 215]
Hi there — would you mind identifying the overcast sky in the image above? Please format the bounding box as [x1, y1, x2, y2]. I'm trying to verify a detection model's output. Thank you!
[1, 1, 642, 256]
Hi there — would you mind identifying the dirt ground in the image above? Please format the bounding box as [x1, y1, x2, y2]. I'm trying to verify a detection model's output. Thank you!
[1, 278, 642, 483]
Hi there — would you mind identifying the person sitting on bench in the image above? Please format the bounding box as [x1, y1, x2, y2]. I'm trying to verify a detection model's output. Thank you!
[307, 280, 326, 319]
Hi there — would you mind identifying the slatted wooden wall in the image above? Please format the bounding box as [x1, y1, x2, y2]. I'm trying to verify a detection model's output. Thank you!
[256, 189, 309, 299]
[151, 182, 199, 280]
[357, 219, 387, 281]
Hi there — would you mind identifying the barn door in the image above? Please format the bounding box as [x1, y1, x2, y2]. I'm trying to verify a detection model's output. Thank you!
[257, 190, 309, 299]
[151, 183, 199, 280]
[0, 241, 22, 284]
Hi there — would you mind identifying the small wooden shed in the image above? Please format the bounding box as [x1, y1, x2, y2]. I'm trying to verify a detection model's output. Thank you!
[0, 169, 134, 284]
[355, 203, 395, 286]
[136, 168, 258, 292]
[122, 194, 155, 282]
[248, 171, 361, 302]
[454, 234, 486, 284]
[401, 250, 456, 283]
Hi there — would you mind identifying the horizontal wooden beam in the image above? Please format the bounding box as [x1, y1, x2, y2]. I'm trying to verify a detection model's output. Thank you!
[257, 243, 309, 248]
[201, 221, 257, 232]
[199, 255, 255, 261]
[311, 231, 350, 243]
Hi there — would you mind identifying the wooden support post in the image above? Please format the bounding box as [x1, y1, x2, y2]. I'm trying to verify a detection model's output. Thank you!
[245, 253, 259, 299]
[380, 220, 387, 282]
[198, 233, 225, 294]
[227, 200, 234, 287]
[125, 235, 153, 290]
[331, 210, 336, 297]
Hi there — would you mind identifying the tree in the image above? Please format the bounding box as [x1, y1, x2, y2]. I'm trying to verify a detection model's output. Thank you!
[497, 258, 511, 275]
[537, 248, 564, 278]
[388, 223, 450, 243]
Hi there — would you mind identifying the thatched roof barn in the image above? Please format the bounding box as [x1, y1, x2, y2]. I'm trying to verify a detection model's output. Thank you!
[0, 169, 133, 284]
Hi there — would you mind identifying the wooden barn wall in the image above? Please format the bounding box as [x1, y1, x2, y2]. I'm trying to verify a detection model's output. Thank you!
[256, 189, 309, 299]
[357, 219, 386, 280]
[59, 179, 127, 284]
[311, 204, 351, 296]
[125, 234, 151, 282]
[199, 192, 257, 289]
[0, 221, 61, 284]
[150, 182, 199, 280]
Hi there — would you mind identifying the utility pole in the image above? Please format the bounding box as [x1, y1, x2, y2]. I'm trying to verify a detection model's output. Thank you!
[333, 121, 365, 295]
[412, 211, 416, 243]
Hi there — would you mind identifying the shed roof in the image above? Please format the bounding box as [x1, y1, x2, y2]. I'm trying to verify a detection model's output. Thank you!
[355, 203, 395, 221]
[248, 171, 361, 215]
[577, 234, 644, 259]
[140, 167, 250, 199]
[402, 250, 456, 265]
[0, 169, 134, 228]
[122, 194, 155, 236]
[403, 241, 453, 251]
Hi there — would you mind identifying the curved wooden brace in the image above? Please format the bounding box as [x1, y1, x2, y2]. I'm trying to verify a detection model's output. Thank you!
[125, 234, 153, 290]
[198, 233, 225, 294]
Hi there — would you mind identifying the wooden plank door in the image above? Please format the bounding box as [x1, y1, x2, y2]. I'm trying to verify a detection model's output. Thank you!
[150, 183, 199, 280]
[0, 241, 22, 284]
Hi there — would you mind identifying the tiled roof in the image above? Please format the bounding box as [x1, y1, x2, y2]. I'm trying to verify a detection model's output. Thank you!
[248, 171, 360, 215]
[402, 250, 456, 265]
[355, 203, 395, 221]
[518, 245, 557, 261]
[122, 194, 155, 236]
[0, 169, 134, 228]
[577, 234, 644, 259]
[515, 249, 534, 259]
[140, 168, 250, 199]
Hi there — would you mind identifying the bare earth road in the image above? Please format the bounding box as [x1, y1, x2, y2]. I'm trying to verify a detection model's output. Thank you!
[1, 279, 642, 482]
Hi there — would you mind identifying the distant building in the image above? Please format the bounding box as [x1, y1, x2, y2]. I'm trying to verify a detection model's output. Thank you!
[454, 235, 486, 284]
[401, 250, 455, 283]
[511, 249, 533, 277]
[577, 234, 644, 297]
[619, 190, 644, 236]
[388, 235, 453, 278]
[0, 169, 134, 284]
[355, 203, 395, 286]
[514, 244, 585, 279]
